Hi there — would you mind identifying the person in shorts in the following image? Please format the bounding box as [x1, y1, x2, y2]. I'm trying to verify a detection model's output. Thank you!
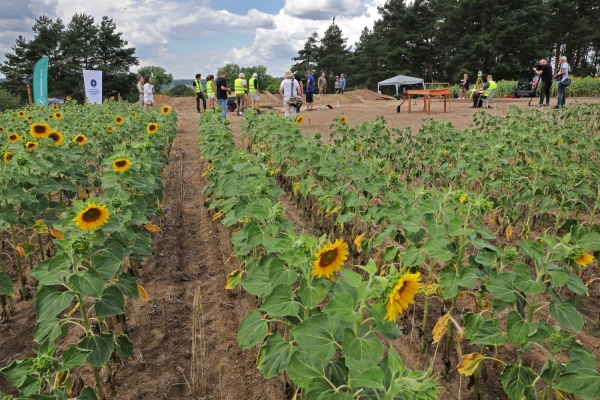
[318, 72, 326, 100]
[249, 72, 260, 108]
[305, 70, 315, 111]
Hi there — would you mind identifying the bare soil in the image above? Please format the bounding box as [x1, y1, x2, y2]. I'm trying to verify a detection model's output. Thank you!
[2, 92, 600, 400]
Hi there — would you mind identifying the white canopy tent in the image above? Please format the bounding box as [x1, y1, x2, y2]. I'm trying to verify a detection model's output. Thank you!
[377, 75, 425, 96]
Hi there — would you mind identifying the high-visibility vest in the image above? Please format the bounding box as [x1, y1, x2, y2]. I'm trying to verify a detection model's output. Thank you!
[234, 78, 245, 95]
[249, 77, 257, 93]
[194, 79, 203, 93]
[206, 80, 215, 95]
[483, 81, 497, 96]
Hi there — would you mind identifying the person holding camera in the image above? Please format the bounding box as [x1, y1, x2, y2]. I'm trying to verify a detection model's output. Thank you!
[554, 56, 570, 109]
[534, 59, 553, 107]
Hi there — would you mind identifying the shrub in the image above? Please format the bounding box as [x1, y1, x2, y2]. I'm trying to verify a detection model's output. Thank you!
[0, 88, 22, 111]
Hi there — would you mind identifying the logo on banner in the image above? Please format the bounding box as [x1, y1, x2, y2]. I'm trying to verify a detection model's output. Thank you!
[91, 79, 97, 88]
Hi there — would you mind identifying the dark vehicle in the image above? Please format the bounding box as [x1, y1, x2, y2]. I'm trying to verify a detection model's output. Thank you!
[515, 69, 539, 98]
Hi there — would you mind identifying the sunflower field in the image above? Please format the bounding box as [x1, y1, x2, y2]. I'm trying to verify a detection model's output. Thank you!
[0, 100, 176, 399]
[198, 103, 600, 399]
[450, 76, 600, 98]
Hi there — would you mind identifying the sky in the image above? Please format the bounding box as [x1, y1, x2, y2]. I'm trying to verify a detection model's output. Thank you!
[0, 0, 387, 79]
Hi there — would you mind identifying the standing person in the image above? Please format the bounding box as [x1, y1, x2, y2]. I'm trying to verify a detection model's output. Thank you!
[554, 56, 570, 109]
[334, 76, 340, 94]
[136, 75, 144, 107]
[234, 73, 247, 116]
[216, 70, 231, 119]
[193, 73, 206, 113]
[143, 76, 154, 108]
[293, 71, 304, 113]
[305, 70, 315, 111]
[459, 74, 469, 99]
[534, 59, 553, 107]
[249, 72, 260, 108]
[206, 75, 216, 110]
[279, 70, 300, 118]
[339, 73, 346, 94]
[470, 75, 496, 108]
[318, 72, 327, 100]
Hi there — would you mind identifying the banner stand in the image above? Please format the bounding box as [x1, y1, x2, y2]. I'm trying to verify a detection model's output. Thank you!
[83, 70, 103, 104]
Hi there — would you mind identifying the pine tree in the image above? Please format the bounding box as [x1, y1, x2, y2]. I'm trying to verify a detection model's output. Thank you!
[317, 19, 351, 80]
[292, 32, 320, 74]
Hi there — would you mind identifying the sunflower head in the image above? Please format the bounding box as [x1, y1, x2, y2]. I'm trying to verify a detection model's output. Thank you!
[295, 115, 304, 125]
[51, 104, 59, 110]
[459, 193, 467, 203]
[340, 116, 347, 124]
[74, 134, 87, 146]
[0, 126, 4, 132]
[18, 111, 25, 117]
[3, 151, 13, 163]
[311, 239, 349, 280]
[30, 123, 51, 138]
[72, 203, 110, 231]
[53, 112, 63, 120]
[66, 96, 72, 101]
[574, 252, 594, 267]
[115, 116, 124, 125]
[557, 139, 563, 147]
[113, 157, 132, 173]
[106, 126, 115, 133]
[48, 130, 64, 145]
[8, 133, 20, 143]
[147, 123, 160, 134]
[385, 272, 421, 321]
[161, 106, 172, 115]
[27, 116, 33, 121]
[25, 141, 39, 151]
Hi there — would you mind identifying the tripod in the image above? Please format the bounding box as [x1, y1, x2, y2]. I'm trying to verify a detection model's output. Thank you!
[469, 76, 484, 98]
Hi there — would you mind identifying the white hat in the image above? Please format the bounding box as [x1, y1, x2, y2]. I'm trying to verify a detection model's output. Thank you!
[238, 72, 245, 78]
[252, 73, 258, 77]
[284, 70, 294, 79]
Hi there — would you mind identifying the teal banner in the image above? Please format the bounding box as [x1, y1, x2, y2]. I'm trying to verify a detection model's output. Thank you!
[32, 57, 49, 107]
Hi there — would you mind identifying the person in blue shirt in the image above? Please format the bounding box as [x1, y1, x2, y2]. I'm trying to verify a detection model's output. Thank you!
[339, 74, 346, 94]
[553, 56, 570, 109]
[305, 70, 315, 111]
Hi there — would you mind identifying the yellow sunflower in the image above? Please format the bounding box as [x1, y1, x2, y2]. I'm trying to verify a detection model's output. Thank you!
[575, 252, 594, 267]
[161, 106, 172, 115]
[51, 104, 59, 110]
[54, 112, 63, 120]
[147, 123, 159, 134]
[106, 126, 114, 133]
[296, 115, 304, 125]
[115, 116, 124, 125]
[3, 151, 13, 163]
[18, 111, 26, 118]
[30, 123, 51, 138]
[48, 130, 64, 145]
[26, 116, 33, 122]
[25, 141, 39, 152]
[459, 193, 467, 203]
[8, 133, 20, 143]
[74, 134, 87, 145]
[0, 126, 4, 132]
[113, 158, 132, 173]
[73, 203, 110, 231]
[340, 116, 347, 124]
[66, 96, 72, 101]
[385, 272, 421, 321]
[311, 239, 349, 280]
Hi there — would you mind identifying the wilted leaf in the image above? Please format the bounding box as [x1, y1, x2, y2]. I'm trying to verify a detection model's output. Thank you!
[225, 269, 243, 290]
[144, 223, 162, 233]
[432, 314, 450, 344]
[50, 228, 65, 239]
[354, 233, 365, 252]
[15, 245, 25, 258]
[137, 284, 149, 302]
[457, 353, 485, 376]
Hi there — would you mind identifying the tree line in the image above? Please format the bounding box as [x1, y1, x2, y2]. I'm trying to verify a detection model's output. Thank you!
[292, 0, 600, 92]
[0, 14, 138, 102]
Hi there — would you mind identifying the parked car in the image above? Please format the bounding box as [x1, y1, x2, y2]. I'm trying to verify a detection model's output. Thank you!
[515, 70, 539, 98]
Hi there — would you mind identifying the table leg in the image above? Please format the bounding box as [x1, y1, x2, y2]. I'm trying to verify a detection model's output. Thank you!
[408, 97, 411, 113]
[444, 94, 447, 112]
[428, 95, 431, 115]
[423, 96, 427, 111]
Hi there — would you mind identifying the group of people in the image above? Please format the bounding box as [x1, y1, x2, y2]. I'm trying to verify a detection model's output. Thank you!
[193, 71, 260, 115]
[136, 75, 155, 108]
[458, 55, 571, 109]
[279, 70, 347, 117]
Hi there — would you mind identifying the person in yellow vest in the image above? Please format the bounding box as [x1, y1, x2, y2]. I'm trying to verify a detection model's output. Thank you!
[470, 75, 497, 108]
[234, 72, 247, 116]
[193, 73, 206, 113]
[249, 72, 260, 108]
[206, 74, 216, 110]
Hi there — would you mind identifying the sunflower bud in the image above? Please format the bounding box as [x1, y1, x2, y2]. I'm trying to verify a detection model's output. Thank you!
[72, 237, 91, 254]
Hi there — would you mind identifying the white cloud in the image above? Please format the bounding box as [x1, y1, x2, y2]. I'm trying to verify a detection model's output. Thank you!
[283, 0, 365, 20]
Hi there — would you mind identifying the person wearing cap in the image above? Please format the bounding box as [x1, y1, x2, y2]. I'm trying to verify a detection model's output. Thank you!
[193, 73, 206, 113]
[279, 70, 300, 118]
[470, 75, 497, 108]
[249, 72, 260, 108]
[305, 70, 315, 111]
[234, 72, 247, 116]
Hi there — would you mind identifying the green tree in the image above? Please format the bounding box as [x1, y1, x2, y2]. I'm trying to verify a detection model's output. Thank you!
[166, 84, 194, 97]
[292, 32, 320, 74]
[0, 88, 22, 111]
[317, 18, 351, 80]
[137, 66, 173, 93]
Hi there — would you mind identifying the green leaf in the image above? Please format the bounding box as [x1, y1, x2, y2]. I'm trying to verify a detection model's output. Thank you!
[0, 272, 14, 297]
[94, 285, 125, 317]
[549, 269, 568, 288]
[115, 334, 134, 358]
[402, 244, 425, 266]
[30, 255, 70, 286]
[35, 285, 76, 321]
[114, 272, 140, 300]
[539, 360, 562, 385]
[241, 262, 271, 297]
[538, 196, 559, 213]
[68, 269, 105, 298]
[339, 269, 363, 288]
[260, 284, 300, 318]
[287, 351, 326, 388]
[422, 236, 453, 261]
[299, 279, 327, 308]
[91, 255, 123, 281]
[506, 311, 536, 346]
[34, 318, 67, 344]
[77, 386, 99, 400]
[485, 272, 517, 302]
[580, 232, 600, 251]
[439, 265, 459, 299]
[474, 251, 497, 267]
[458, 266, 477, 289]
[0, 359, 34, 388]
[565, 269, 588, 295]
[291, 314, 339, 361]
[60, 346, 91, 370]
[237, 310, 268, 350]
[78, 332, 114, 367]
[323, 293, 361, 322]
[555, 355, 600, 398]
[519, 241, 544, 261]
[500, 365, 537, 400]
[341, 329, 384, 363]
[549, 297, 583, 333]
[469, 319, 507, 345]
[403, 214, 423, 232]
[304, 378, 333, 400]
[345, 357, 384, 390]
[257, 333, 296, 379]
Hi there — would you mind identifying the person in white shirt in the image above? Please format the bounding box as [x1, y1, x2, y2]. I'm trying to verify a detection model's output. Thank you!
[279, 70, 300, 117]
[143, 76, 155, 108]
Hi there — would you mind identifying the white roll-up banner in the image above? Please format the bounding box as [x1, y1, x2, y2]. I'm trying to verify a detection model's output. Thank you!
[83, 70, 103, 104]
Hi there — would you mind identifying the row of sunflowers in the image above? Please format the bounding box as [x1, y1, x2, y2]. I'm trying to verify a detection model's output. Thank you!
[0, 100, 177, 400]
[197, 110, 440, 399]
[234, 105, 600, 399]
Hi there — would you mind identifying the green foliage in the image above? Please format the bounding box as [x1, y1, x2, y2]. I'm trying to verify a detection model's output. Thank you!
[165, 84, 194, 97]
[0, 88, 22, 112]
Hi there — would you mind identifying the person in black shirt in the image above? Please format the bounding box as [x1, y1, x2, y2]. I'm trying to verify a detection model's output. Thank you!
[215, 70, 231, 119]
[534, 59, 553, 107]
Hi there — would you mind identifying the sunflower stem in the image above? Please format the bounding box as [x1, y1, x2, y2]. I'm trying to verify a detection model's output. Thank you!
[37, 233, 45, 261]
[9, 224, 27, 300]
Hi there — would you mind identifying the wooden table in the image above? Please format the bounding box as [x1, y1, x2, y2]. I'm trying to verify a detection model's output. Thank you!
[406, 88, 451, 114]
